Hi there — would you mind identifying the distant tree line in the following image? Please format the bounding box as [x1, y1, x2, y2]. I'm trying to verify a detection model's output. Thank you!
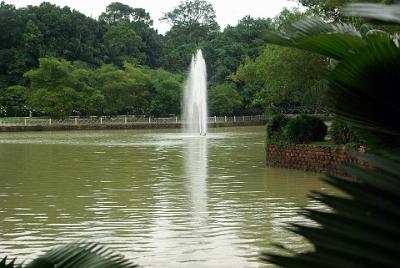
[0, 0, 368, 118]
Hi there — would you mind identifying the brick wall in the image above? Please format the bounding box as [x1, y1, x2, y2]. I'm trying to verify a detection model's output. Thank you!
[266, 144, 366, 176]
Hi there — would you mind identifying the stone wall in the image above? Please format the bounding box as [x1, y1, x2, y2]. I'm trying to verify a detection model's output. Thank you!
[266, 144, 366, 176]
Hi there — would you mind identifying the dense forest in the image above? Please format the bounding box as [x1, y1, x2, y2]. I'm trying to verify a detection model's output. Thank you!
[0, 0, 387, 118]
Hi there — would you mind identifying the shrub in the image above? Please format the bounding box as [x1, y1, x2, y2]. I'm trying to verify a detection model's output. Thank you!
[266, 114, 289, 139]
[283, 115, 327, 143]
[307, 115, 328, 141]
[329, 119, 360, 145]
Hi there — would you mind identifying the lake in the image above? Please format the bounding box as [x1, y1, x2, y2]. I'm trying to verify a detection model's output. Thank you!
[0, 126, 329, 267]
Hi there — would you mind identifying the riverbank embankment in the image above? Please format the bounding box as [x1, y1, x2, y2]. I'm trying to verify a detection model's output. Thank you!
[0, 115, 266, 132]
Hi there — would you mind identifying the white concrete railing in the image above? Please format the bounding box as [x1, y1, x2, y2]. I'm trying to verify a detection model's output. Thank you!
[0, 115, 266, 127]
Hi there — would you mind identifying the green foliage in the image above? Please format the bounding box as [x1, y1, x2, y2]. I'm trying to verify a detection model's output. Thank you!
[262, 154, 400, 268]
[204, 16, 272, 84]
[307, 116, 329, 141]
[148, 69, 182, 116]
[95, 64, 137, 115]
[297, 0, 393, 19]
[233, 45, 328, 114]
[265, 12, 400, 150]
[99, 2, 152, 25]
[266, 114, 289, 139]
[0, 1, 333, 117]
[0, 85, 28, 117]
[25, 58, 78, 118]
[22, 20, 43, 59]
[329, 119, 361, 145]
[1, 242, 137, 268]
[208, 83, 242, 115]
[263, 3, 400, 268]
[103, 22, 145, 66]
[160, 0, 219, 31]
[21, 56, 182, 117]
[24, 57, 105, 118]
[283, 115, 327, 143]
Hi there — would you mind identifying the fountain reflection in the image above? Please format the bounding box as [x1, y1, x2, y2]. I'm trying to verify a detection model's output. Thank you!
[184, 136, 208, 227]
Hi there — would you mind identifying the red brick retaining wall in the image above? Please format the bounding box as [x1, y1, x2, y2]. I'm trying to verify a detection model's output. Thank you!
[266, 144, 366, 176]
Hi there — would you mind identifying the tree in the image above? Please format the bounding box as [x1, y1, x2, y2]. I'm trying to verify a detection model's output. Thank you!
[22, 20, 43, 59]
[25, 57, 103, 118]
[208, 83, 242, 115]
[99, 2, 153, 25]
[94, 64, 134, 115]
[233, 45, 328, 114]
[0, 85, 28, 117]
[160, 0, 219, 31]
[123, 63, 153, 115]
[99, 2, 135, 24]
[159, 0, 220, 67]
[203, 16, 272, 85]
[103, 21, 145, 66]
[148, 68, 182, 116]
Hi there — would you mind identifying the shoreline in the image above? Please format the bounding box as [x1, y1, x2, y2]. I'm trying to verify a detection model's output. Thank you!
[0, 120, 266, 133]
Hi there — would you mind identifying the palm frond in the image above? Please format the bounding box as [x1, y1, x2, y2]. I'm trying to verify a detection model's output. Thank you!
[327, 33, 400, 149]
[344, 3, 400, 24]
[24, 242, 138, 268]
[0, 257, 19, 268]
[264, 18, 366, 60]
[264, 11, 400, 150]
[263, 154, 400, 268]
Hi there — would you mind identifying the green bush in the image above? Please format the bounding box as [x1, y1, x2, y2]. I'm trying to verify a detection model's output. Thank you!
[266, 114, 289, 139]
[283, 115, 327, 143]
[307, 115, 328, 141]
[329, 119, 360, 145]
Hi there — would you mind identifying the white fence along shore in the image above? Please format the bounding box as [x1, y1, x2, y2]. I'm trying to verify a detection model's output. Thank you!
[0, 115, 267, 127]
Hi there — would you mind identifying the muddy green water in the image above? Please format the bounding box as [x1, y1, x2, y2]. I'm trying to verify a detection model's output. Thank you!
[0, 126, 329, 267]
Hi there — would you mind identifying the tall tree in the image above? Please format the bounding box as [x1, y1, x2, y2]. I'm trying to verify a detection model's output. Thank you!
[203, 16, 272, 84]
[103, 21, 145, 66]
[100, 2, 153, 25]
[160, 0, 219, 31]
[99, 2, 135, 24]
[160, 0, 220, 65]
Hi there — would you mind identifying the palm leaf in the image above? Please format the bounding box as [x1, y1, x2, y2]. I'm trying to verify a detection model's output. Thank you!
[263, 154, 400, 268]
[327, 33, 400, 149]
[344, 3, 400, 24]
[264, 18, 368, 60]
[0, 257, 19, 268]
[264, 13, 400, 150]
[23, 242, 137, 268]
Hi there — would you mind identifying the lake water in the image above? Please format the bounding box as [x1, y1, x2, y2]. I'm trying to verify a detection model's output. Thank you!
[0, 126, 329, 267]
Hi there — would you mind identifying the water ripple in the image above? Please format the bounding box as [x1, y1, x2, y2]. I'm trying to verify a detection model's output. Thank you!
[0, 127, 332, 267]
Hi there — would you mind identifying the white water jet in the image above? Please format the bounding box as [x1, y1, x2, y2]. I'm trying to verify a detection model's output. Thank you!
[182, 49, 208, 136]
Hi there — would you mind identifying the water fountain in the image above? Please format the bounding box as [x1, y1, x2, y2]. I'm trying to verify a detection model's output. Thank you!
[182, 49, 208, 136]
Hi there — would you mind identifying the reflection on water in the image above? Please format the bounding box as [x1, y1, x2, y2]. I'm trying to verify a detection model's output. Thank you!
[0, 127, 331, 267]
[185, 136, 208, 227]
